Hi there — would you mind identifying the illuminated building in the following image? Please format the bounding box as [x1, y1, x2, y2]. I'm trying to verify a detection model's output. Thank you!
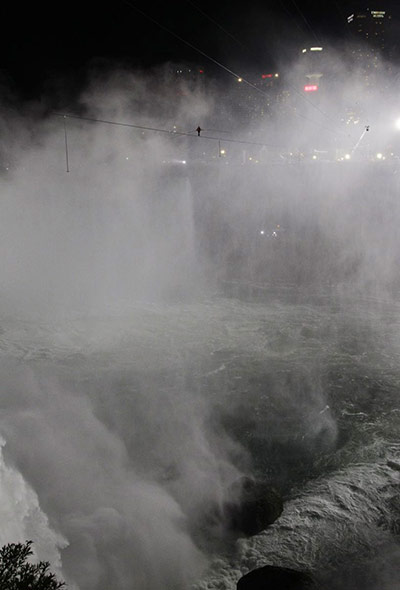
[300, 46, 325, 92]
[346, 6, 393, 79]
[258, 72, 280, 88]
[170, 63, 207, 96]
[347, 8, 391, 54]
[227, 71, 284, 125]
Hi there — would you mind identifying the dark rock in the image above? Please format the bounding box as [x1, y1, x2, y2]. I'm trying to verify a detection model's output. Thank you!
[237, 565, 316, 590]
[387, 460, 400, 471]
[226, 477, 283, 536]
[387, 493, 400, 534]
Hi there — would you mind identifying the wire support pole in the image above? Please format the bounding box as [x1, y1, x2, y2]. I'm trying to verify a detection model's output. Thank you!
[121, 0, 346, 135]
[63, 116, 70, 172]
[52, 112, 284, 149]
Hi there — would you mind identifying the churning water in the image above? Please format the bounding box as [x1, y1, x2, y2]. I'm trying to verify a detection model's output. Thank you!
[0, 69, 400, 588]
[0, 292, 399, 589]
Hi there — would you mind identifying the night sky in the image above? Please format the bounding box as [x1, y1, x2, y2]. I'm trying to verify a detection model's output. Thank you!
[1, 1, 398, 99]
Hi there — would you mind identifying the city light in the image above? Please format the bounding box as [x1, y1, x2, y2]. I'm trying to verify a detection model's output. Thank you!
[376, 153, 384, 160]
[237, 77, 243, 82]
[345, 154, 351, 160]
[304, 85, 318, 92]
[310, 47, 323, 51]
[395, 118, 400, 130]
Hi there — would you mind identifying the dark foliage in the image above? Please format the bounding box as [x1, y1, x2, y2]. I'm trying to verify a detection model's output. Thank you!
[0, 541, 65, 590]
[237, 565, 316, 590]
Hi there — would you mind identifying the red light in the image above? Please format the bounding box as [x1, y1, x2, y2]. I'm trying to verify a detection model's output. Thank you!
[304, 84, 318, 92]
[199, 69, 204, 74]
[261, 74, 273, 79]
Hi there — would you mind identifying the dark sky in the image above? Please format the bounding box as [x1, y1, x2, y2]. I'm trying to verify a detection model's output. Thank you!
[0, 1, 398, 99]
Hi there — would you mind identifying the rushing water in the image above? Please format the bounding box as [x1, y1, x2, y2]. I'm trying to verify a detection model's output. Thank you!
[0, 291, 399, 589]
[1, 57, 400, 589]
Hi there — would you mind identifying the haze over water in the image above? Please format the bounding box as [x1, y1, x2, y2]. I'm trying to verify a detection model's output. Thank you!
[0, 43, 399, 590]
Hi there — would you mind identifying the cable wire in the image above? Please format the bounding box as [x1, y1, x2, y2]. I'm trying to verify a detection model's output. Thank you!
[289, 0, 321, 44]
[52, 112, 285, 148]
[278, 0, 309, 37]
[121, 0, 265, 96]
[183, 0, 249, 53]
[121, 0, 347, 137]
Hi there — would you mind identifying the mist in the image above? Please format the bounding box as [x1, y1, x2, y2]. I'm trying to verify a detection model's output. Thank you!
[0, 39, 400, 590]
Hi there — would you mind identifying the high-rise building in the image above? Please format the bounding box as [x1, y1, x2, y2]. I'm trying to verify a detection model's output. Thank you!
[346, 7, 393, 85]
[347, 7, 392, 57]
[299, 46, 325, 93]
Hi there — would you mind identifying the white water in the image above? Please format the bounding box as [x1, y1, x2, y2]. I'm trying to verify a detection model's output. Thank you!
[0, 296, 399, 589]
[1, 58, 400, 589]
[193, 450, 400, 589]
